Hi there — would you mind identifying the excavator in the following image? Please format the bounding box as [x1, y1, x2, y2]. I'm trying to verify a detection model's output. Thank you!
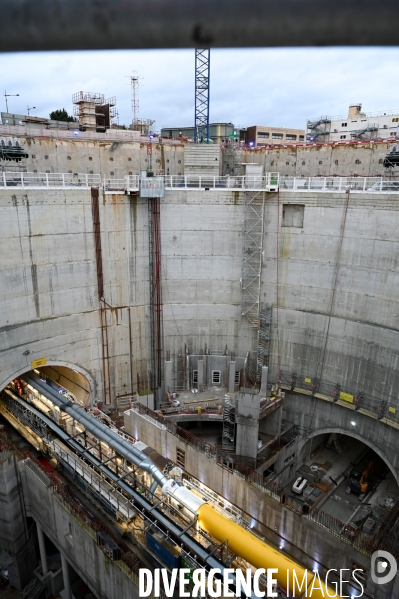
[347, 461, 374, 499]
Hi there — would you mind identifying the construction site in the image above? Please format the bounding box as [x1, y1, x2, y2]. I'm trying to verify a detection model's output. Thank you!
[2, 6, 399, 598]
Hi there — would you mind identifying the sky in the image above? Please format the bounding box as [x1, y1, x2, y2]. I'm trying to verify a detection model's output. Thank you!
[1, 47, 399, 132]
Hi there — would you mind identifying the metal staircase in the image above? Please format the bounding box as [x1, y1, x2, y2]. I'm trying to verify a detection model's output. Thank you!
[306, 117, 331, 141]
[241, 190, 265, 328]
[350, 123, 378, 139]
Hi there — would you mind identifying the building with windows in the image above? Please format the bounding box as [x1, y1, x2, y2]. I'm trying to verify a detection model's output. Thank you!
[246, 125, 305, 146]
[160, 122, 236, 143]
[307, 103, 399, 143]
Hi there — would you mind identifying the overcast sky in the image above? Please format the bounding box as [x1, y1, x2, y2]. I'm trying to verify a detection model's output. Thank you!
[1, 47, 399, 132]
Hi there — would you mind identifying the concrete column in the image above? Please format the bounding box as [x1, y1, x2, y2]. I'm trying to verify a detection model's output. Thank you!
[197, 357, 204, 392]
[36, 522, 48, 576]
[164, 360, 172, 391]
[0, 451, 36, 589]
[61, 553, 71, 599]
[260, 366, 268, 395]
[235, 390, 260, 458]
[228, 360, 236, 393]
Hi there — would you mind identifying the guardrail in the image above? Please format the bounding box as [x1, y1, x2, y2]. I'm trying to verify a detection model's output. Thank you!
[0, 172, 101, 189]
[157, 173, 280, 192]
[2, 172, 399, 195]
[279, 176, 399, 193]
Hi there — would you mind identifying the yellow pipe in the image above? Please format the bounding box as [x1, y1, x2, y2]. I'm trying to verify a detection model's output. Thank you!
[197, 503, 341, 598]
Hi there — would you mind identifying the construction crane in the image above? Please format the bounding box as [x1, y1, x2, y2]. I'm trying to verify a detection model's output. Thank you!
[194, 49, 210, 143]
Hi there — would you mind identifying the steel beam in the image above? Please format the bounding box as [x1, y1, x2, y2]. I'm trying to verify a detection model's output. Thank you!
[0, 0, 399, 53]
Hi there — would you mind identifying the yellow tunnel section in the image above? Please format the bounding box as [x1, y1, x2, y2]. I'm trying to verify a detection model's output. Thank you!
[197, 503, 341, 599]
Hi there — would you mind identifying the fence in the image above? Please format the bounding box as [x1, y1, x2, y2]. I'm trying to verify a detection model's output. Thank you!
[279, 175, 398, 193]
[305, 506, 378, 557]
[0, 171, 101, 189]
[3, 171, 399, 195]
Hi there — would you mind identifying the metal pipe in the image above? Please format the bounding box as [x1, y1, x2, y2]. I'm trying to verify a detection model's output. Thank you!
[0, 0, 398, 52]
[23, 374, 168, 489]
[197, 503, 341, 599]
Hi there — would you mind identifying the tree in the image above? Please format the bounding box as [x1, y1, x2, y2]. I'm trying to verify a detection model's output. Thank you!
[49, 108, 75, 122]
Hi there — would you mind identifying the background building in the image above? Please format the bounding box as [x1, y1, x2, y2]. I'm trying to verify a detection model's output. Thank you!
[247, 125, 305, 146]
[161, 122, 235, 143]
[307, 103, 399, 143]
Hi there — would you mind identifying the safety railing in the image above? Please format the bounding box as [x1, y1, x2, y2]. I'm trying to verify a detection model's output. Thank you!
[162, 173, 280, 191]
[0, 171, 101, 189]
[304, 506, 379, 557]
[104, 177, 131, 193]
[279, 176, 399, 193]
[3, 172, 399, 194]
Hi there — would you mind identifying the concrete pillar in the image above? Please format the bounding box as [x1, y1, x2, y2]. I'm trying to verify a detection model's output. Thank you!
[260, 366, 268, 395]
[235, 390, 260, 458]
[228, 360, 236, 393]
[36, 522, 48, 576]
[61, 553, 71, 599]
[197, 358, 204, 392]
[164, 360, 172, 392]
[0, 450, 36, 589]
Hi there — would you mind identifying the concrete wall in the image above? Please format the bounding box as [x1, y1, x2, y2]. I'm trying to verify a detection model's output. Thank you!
[0, 451, 36, 588]
[241, 141, 393, 177]
[263, 191, 399, 419]
[3, 134, 185, 178]
[0, 186, 249, 402]
[281, 392, 399, 480]
[2, 184, 399, 429]
[21, 460, 139, 599]
[0, 127, 394, 179]
[0, 187, 151, 404]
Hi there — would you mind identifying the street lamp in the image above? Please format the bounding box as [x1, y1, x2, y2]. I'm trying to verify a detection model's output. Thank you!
[27, 106, 36, 116]
[4, 91, 19, 113]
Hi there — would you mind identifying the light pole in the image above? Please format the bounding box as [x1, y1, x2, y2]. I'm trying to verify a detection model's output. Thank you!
[4, 91, 19, 113]
[27, 106, 36, 116]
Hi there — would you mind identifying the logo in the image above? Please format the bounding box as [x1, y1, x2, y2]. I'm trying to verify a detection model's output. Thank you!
[371, 550, 397, 585]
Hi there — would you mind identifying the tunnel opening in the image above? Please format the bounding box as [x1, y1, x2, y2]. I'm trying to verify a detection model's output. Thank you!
[1, 365, 92, 408]
[282, 433, 399, 555]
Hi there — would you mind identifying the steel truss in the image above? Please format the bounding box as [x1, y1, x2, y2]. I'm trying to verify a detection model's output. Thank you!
[194, 49, 210, 143]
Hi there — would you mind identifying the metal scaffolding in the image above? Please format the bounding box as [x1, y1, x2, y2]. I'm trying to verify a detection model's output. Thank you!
[148, 196, 163, 402]
[194, 49, 210, 144]
[241, 190, 265, 328]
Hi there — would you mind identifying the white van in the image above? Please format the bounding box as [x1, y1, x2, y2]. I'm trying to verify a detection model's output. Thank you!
[292, 477, 307, 495]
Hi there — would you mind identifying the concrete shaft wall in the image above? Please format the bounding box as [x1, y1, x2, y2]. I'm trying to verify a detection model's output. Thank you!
[264, 191, 399, 413]
[0, 188, 251, 402]
[0, 188, 151, 403]
[2, 185, 399, 439]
